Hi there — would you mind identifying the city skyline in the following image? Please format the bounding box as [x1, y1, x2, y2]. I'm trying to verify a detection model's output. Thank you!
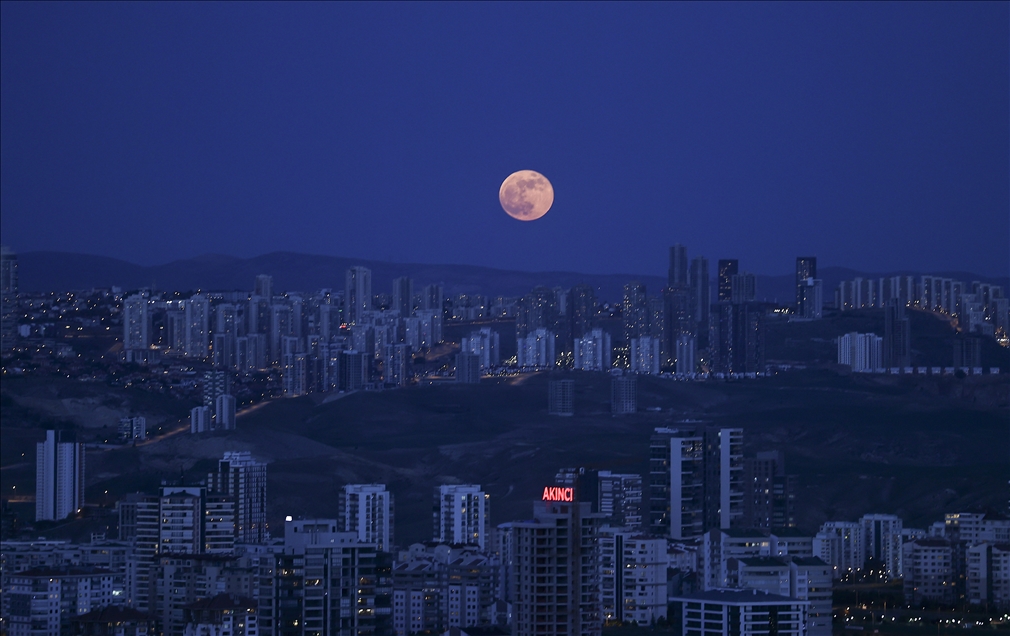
[2, 4, 1008, 635]
[2, 3, 1008, 277]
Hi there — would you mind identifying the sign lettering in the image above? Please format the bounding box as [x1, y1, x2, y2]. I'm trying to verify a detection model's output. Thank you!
[541, 486, 574, 502]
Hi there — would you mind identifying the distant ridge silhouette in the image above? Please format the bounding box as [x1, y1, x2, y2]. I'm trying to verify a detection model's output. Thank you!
[15, 250, 1009, 304]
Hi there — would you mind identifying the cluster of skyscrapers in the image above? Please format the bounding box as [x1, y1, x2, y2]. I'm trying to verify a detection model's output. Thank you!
[120, 268, 445, 395]
[836, 275, 1007, 339]
[10, 417, 1010, 636]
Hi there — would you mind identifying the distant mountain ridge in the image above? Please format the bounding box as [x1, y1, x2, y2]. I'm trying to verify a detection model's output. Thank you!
[15, 251, 1010, 304]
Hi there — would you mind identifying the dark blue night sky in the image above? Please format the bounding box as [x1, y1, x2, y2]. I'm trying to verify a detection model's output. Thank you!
[2, 2, 1007, 276]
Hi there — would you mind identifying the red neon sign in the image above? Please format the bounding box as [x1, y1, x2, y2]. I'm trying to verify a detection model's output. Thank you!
[542, 486, 574, 502]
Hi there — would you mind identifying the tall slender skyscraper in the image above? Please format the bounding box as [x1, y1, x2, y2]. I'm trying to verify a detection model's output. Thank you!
[1, 245, 17, 350]
[717, 259, 739, 303]
[184, 294, 211, 358]
[623, 282, 648, 343]
[392, 276, 414, 317]
[664, 245, 693, 368]
[36, 430, 85, 521]
[570, 283, 598, 340]
[795, 257, 817, 313]
[668, 244, 689, 288]
[690, 256, 710, 348]
[883, 300, 911, 368]
[345, 266, 372, 325]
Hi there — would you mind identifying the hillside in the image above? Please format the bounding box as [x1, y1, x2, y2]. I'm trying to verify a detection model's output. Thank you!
[2, 370, 1007, 545]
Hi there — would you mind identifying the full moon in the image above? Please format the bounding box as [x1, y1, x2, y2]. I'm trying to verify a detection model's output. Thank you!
[499, 170, 554, 221]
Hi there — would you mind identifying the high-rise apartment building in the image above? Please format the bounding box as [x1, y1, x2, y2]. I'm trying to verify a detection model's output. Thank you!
[341, 484, 394, 551]
[35, 430, 85, 522]
[254, 274, 273, 300]
[622, 282, 649, 343]
[339, 350, 366, 391]
[860, 513, 903, 580]
[649, 426, 743, 539]
[208, 451, 267, 544]
[715, 302, 765, 375]
[548, 379, 574, 416]
[509, 496, 605, 636]
[517, 328, 555, 368]
[215, 394, 237, 429]
[599, 528, 667, 626]
[384, 342, 411, 387]
[675, 334, 697, 374]
[837, 332, 883, 372]
[798, 278, 824, 320]
[703, 427, 745, 532]
[392, 276, 414, 317]
[257, 519, 388, 636]
[690, 256, 710, 348]
[669, 244, 689, 288]
[883, 301, 911, 368]
[455, 352, 481, 384]
[610, 375, 637, 415]
[717, 259, 739, 303]
[123, 293, 150, 351]
[420, 283, 444, 314]
[570, 283, 597, 340]
[795, 257, 817, 313]
[573, 328, 611, 371]
[742, 451, 796, 531]
[203, 370, 231, 411]
[597, 471, 643, 528]
[7, 568, 121, 636]
[629, 336, 661, 374]
[814, 521, 865, 578]
[460, 328, 500, 371]
[433, 485, 490, 550]
[666, 244, 693, 365]
[1, 245, 18, 350]
[118, 416, 147, 442]
[730, 272, 756, 304]
[516, 286, 559, 341]
[345, 266, 372, 325]
[184, 294, 211, 358]
[190, 406, 212, 434]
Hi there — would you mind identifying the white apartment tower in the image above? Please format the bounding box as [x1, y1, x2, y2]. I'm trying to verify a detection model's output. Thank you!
[517, 328, 555, 368]
[574, 328, 612, 371]
[434, 484, 491, 550]
[629, 336, 661, 374]
[184, 294, 211, 358]
[35, 430, 85, 521]
[123, 292, 150, 351]
[341, 484, 394, 551]
[837, 332, 882, 372]
[675, 334, 697, 374]
[460, 327, 500, 371]
[190, 406, 212, 433]
[215, 394, 236, 430]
